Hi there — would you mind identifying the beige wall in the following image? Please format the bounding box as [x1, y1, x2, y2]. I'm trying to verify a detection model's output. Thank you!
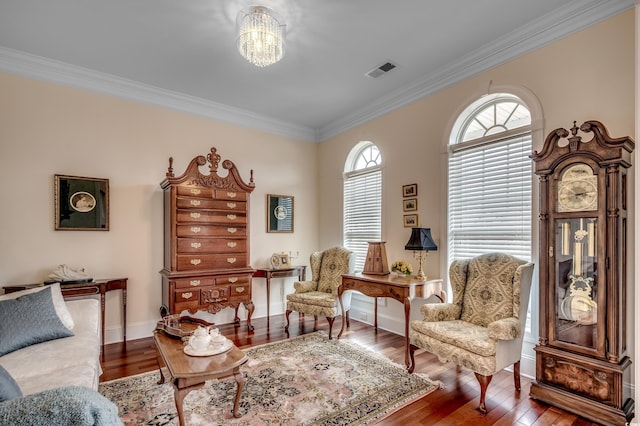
[318, 9, 635, 380]
[0, 73, 320, 340]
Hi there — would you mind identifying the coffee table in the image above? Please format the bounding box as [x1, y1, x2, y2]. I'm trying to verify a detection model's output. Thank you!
[152, 330, 248, 426]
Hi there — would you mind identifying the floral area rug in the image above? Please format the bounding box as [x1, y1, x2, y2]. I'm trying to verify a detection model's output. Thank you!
[99, 331, 438, 425]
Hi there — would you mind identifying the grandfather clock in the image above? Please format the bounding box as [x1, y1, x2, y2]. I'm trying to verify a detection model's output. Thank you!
[529, 121, 634, 425]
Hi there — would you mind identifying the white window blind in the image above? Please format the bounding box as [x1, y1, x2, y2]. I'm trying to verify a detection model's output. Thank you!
[448, 134, 532, 264]
[343, 169, 382, 272]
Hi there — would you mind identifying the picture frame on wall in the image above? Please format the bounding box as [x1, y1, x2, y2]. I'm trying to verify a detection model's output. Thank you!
[403, 214, 418, 228]
[55, 174, 109, 231]
[267, 194, 294, 233]
[403, 198, 417, 212]
[402, 183, 417, 197]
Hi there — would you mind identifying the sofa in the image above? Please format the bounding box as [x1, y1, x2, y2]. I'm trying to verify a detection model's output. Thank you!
[0, 284, 121, 425]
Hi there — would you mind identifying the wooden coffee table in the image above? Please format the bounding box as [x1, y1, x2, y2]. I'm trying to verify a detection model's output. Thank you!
[152, 330, 248, 426]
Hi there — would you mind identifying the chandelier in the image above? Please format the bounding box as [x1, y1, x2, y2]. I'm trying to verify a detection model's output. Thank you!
[236, 6, 286, 67]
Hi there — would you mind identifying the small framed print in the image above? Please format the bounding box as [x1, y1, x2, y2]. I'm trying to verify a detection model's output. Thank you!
[403, 214, 418, 228]
[267, 194, 294, 233]
[55, 175, 109, 231]
[269, 252, 291, 269]
[403, 198, 417, 212]
[402, 184, 417, 197]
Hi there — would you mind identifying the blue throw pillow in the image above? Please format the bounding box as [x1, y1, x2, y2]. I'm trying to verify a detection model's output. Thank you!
[0, 365, 22, 402]
[0, 286, 74, 357]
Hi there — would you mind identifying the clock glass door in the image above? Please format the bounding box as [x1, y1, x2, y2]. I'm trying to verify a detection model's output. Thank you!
[554, 217, 598, 349]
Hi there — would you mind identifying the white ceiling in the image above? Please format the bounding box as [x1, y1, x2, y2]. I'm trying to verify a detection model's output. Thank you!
[0, 0, 633, 142]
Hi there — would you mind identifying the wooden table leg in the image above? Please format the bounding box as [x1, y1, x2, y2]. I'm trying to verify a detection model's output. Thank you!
[232, 368, 245, 418]
[173, 382, 204, 426]
[404, 296, 412, 370]
[337, 287, 346, 338]
[266, 276, 271, 327]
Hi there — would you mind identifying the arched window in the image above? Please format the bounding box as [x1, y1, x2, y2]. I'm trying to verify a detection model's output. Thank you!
[448, 93, 532, 265]
[343, 141, 382, 271]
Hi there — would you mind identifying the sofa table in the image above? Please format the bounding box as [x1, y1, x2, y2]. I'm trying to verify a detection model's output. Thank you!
[2, 278, 128, 354]
[153, 330, 248, 426]
[337, 273, 444, 371]
[253, 266, 306, 326]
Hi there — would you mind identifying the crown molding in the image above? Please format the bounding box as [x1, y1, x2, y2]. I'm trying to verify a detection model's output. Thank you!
[0, 0, 632, 144]
[0, 46, 318, 142]
[317, 0, 634, 141]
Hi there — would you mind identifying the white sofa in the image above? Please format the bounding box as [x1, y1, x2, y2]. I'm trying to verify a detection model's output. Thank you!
[0, 297, 102, 395]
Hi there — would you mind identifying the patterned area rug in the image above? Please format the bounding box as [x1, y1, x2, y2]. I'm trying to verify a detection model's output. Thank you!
[99, 332, 438, 425]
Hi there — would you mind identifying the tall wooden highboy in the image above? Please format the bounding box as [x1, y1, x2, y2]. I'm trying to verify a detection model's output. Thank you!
[160, 147, 256, 330]
[529, 121, 634, 425]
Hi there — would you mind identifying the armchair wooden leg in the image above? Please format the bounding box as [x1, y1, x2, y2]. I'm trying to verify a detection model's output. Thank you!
[408, 344, 418, 373]
[513, 360, 521, 391]
[326, 317, 335, 339]
[345, 310, 350, 328]
[474, 372, 492, 415]
[313, 315, 318, 331]
[284, 310, 292, 331]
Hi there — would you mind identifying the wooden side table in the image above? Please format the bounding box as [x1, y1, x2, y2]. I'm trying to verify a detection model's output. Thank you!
[337, 273, 444, 371]
[253, 266, 306, 326]
[153, 330, 248, 425]
[2, 278, 128, 353]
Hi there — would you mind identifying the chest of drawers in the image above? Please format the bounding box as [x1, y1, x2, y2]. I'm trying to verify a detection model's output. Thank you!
[160, 147, 256, 330]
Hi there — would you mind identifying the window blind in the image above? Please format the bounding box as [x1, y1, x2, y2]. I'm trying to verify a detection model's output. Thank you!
[343, 169, 382, 271]
[448, 134, 532, 264]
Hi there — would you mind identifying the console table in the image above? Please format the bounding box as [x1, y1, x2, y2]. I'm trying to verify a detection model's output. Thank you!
[3, 278, 128, 353]
[337, 273, 444, 371]
[253, 266, 306, 326]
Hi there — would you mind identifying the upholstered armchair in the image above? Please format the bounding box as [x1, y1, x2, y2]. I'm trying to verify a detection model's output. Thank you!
[285, 247, 356, 339]
[409, 252, 534, 414]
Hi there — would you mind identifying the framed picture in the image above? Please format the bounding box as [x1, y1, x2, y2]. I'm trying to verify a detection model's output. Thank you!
[402, 184, 417, 197]
[403, 214, 418, 228]
[269, 252, 291, 269]
[267, 194, 294, 233]
[55, 174, 109, 231]
[403, 198, 417, 212]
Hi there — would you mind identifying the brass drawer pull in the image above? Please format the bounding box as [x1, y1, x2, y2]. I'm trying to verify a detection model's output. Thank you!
[190, 259, 201, 265]
[227, 192, 237, 198]
[227, 227, 237, 234]
[228, 277, 238, 283]
[227, 214, 237, 220]
[190, 212, 201, 219]
[190, 226, 201, 234]
[227, 242, 237, 248]
[190, 188, 201, 195]
[227, 202, 237, 209]
[227, 257, 237, 264]
[181, 292, 193, 299]
[191, 242, 202, 249]
[190, 200, 201, 206]
[190, 280, 201, 286]
[235, 287, 245, 293]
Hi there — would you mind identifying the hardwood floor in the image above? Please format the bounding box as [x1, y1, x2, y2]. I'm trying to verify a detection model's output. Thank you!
[101, 314, 601, 425]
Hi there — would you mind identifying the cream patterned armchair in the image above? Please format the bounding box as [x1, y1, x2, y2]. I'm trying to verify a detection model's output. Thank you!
[409, 252, 534, 414]
[285, 247, 355, 339]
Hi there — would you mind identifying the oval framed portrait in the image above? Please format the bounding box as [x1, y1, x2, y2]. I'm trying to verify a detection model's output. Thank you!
[70, 191, 97, 212]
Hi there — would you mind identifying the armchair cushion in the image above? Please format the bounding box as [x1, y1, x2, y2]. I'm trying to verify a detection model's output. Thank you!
[287, 291, 338, 309]
[411, 319, 496, 357]
[460, 253, 520, 327]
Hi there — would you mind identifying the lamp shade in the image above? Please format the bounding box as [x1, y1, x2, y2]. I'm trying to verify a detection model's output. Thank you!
[405, 228, 438, 251]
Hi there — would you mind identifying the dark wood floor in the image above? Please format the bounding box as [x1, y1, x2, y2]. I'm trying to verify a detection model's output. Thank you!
[101, 314, 601, 425]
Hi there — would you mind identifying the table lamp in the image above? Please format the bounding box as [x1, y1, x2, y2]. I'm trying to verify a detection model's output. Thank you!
[404, 227, 437, 281]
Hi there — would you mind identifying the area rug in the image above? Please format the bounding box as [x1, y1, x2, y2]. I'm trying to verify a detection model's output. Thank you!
[99, 331, 438, 425]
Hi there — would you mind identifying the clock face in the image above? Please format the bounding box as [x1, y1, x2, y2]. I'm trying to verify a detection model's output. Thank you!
[556, 163, 598, 212]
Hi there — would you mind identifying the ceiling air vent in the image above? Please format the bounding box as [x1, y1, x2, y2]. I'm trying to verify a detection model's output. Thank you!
[366, 61, 397, 78]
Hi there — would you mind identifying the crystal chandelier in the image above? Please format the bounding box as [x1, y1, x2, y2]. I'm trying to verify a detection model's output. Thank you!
[236, 6, 286, 67]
